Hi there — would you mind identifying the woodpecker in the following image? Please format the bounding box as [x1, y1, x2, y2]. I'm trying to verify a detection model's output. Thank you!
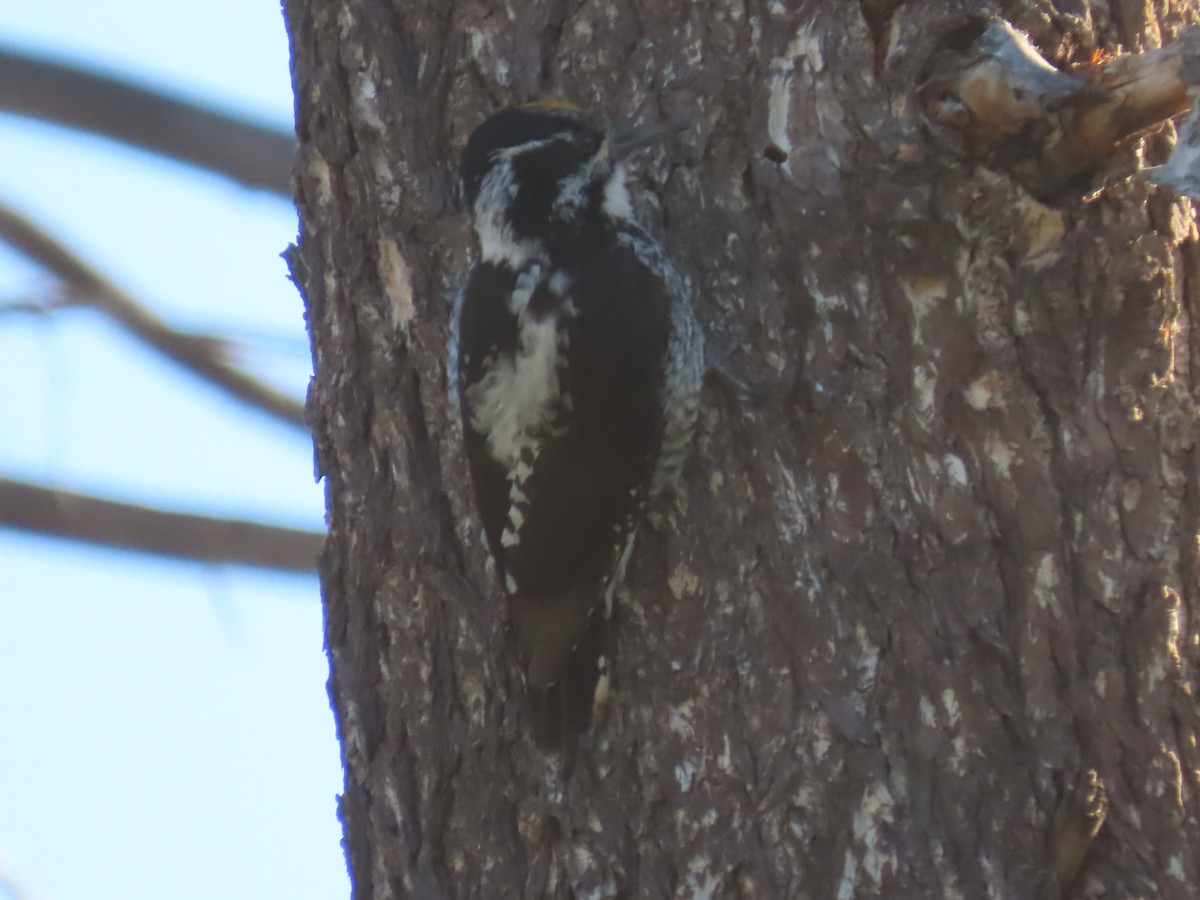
[455, 102, 703, 749]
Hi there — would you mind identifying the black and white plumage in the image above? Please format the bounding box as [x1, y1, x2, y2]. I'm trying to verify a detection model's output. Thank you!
[456, 103, 703, 749]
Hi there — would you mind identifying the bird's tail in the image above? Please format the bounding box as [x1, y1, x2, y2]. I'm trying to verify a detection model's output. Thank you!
[509, 585, 613, 755]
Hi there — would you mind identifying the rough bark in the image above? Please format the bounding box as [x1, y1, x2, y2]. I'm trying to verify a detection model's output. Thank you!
[285, 0, 1200, 896]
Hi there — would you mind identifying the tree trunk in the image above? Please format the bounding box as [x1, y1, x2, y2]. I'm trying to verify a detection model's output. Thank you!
[285, 0, 1200, 896]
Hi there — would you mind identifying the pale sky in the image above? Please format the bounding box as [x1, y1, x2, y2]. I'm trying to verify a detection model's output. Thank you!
[0, 4, 348, 898]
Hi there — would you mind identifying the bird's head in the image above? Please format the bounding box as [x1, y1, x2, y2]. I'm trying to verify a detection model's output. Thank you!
[460, 101, 679, 263]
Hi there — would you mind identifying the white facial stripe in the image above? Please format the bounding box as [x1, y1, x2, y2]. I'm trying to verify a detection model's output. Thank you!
[475, 157, 545, 266]
[476, 129, 619, 254]
[602, 165, 634, 221]
[495, 136, 556, 159]
[553, 151, 608, 221]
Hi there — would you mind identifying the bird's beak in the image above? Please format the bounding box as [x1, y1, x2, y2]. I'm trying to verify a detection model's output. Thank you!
[609, 119, 689, 161]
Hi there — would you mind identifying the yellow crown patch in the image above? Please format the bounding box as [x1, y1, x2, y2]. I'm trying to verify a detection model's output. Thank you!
[520, 98, 585, 113]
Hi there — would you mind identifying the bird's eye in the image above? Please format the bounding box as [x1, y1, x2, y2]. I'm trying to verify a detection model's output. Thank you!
[572, 130, 601, 155]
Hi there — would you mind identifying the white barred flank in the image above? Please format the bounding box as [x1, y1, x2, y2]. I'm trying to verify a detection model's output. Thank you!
[615, 228, 705, 496]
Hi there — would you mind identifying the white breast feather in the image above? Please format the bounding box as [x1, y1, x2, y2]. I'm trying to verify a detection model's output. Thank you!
[466, 265, 567, 468]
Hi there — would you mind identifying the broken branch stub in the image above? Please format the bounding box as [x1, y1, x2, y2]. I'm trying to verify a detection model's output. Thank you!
[919, 18, 1200, 199]
[1145, 99, 1200, 198]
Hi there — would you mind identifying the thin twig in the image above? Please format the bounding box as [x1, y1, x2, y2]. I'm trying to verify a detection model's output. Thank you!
[0, 862, 33, 900]
[0, 44, 295, 197]
[0, 477, 323, 573]
[0, 201, 308, 430]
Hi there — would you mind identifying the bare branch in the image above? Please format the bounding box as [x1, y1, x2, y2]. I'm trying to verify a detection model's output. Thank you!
[1092, 30, 1200, 137]
[0, 860, 34, 900]
[0, 476, 323, 574]
[0, 295, 59, 317]
[0, 44, 295, 197]
[0, 201, 308, 431]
